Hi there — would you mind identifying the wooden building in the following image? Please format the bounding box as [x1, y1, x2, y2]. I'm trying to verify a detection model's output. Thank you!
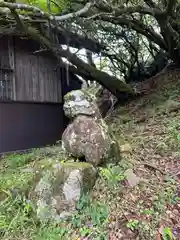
[0, 35, 81, 154]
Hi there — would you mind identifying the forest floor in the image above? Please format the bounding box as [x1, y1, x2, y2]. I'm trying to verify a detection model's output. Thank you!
[0, 69, 180, 240]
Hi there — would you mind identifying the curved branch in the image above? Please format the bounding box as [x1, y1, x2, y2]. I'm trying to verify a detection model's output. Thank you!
[98, 15, 167, 50]
[0, 1, 94, 21]
[20, 24, 134, 96]
[143, 0, 158, 8]
[56, 47, 134, 95]
[95, 2, 162, 16]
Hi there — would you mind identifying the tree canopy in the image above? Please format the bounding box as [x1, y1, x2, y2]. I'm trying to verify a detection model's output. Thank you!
[0, 0, 179, 98]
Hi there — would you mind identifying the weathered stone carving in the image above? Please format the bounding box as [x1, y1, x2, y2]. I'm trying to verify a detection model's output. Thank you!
[62, 89, 113, 166]
[63, 89, 100, 119]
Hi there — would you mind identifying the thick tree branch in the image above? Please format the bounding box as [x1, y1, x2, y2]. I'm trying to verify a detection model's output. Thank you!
[86, 49, 96, 68]
[22, 24, 134, 97]
[143, 0, 157, 9]
[95, 2, 162, 16]
[56, 47, 134, 95]
[165, 0, 176, 15]
[9, 8, 25, 31]
[97, 15, 167, 50]
[0, 1, 94, 21]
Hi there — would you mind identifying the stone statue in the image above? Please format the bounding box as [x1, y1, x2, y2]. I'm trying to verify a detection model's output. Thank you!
[62, 89, 114, 166]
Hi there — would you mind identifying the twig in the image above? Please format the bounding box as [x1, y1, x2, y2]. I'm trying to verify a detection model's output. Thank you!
[104, 99, 117, 119]
[143, 162, 165, 175]
[171, 171, 180, 178]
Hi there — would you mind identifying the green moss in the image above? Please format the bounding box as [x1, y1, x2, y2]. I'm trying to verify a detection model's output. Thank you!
[64, 89, 95, 103]
[53, 162, 98, 191]
[61, 161, 94, 169]
[33, 158, 56, 171]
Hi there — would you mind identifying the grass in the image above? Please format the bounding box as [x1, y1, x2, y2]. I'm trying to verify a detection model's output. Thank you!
[0, 185, 109, 239]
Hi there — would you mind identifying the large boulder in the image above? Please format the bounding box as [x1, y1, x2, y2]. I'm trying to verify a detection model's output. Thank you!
[62, 115, 112, 166]
[29, 161, 97, 222]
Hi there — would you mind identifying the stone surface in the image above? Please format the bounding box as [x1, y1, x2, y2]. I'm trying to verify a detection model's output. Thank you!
[164, 100, 180, 113]
[124, 169, 140, 187]
[62, 89, 115, 165]
[29, 161, 97, 222]
[120, 143, 133, 154]
[62, 115, 112, 166]
[63, 89, 100, 119]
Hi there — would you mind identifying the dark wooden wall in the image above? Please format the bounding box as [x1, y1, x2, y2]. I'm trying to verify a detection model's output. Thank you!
[0, 35, 82, 154]
[0, 101, 65, 153]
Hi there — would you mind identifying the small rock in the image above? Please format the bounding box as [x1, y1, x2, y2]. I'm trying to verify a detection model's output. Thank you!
[124, 169, 140, 187]
[165, 100, 180, 112]
[120, 143, 132, 154]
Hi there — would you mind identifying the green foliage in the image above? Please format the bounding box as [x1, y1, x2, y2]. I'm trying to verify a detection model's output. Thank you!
[0, 194, 36, 239]
[99, 165, 125, 186]
[167, 121, 180, 144]
[35, 225, 68, 240]
[6, 152, 33, 168]
[75, 194, 108, 227]
[17, 0, 70, 14]
[0, 193, 68, 239]
[162, 227, 175, 240]
[69, 194, 108, 239]
[0, 170, 33, 191]
[126, 219, 139, 231]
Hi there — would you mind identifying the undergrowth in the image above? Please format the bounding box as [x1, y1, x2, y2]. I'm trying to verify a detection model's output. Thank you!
[0, 184, 109, 240]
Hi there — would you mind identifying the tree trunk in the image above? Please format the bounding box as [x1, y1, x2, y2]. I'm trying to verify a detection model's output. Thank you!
[55, 47, 135, 97]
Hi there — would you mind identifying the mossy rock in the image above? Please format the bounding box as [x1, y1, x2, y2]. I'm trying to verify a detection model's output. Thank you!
[29, 161, 98, 222]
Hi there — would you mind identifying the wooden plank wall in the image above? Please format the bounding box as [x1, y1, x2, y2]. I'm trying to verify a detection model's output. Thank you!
[0, 36, 11, 70]
[14, 37, 62, 102]
[0, 36, 81, 103]
[0, 36, 15, 100]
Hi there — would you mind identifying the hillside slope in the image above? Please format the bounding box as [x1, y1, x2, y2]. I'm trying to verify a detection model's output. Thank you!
[0, 69, 179, 240]
[99, 69, 180, 239]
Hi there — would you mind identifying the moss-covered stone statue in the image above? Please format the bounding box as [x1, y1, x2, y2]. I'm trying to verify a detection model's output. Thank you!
[62, 89, 116, 166]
